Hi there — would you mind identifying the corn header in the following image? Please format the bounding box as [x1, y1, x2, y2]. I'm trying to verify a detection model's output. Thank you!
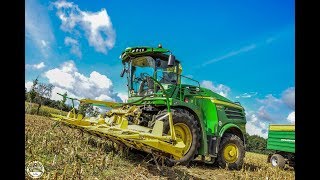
[51, 44, 247, 170]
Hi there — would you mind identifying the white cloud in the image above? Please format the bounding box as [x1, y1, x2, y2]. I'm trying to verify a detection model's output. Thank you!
[117, 92, 128, 103]
[26, 0, 55, 57]
[246, 112, 268, 138]
[287, 111, 295, 124]
[281, 87, 295, 110]
[245, 87, 296, 137]
[95, 94, 112, 101]
[246, 122, 267, 139]
[249, 113, 258, 123]
[53, 0, 73, 8]
[257, 94, 282, 109]
[61, 61, 78, 73]
[26, 62, 46, 70]
[44, 60, 122, 103]
[257, 106, 273, 122]
[202, 44, 256, 66]
[41, 40, 47, 47]
[34, 62, 45, 69]
[200, 80, 231, 97]
[45, 64, 76, 89]
[255, 94, 285, 122]
[25, 81, 33, 91]
[64, 37, 82, 58]
[90, 71, 113, 89]
[53, 0, 116, 54]
[235, 92, 257, 99]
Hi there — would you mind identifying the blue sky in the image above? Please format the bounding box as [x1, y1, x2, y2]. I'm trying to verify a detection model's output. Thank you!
[25, 0, 295, 138]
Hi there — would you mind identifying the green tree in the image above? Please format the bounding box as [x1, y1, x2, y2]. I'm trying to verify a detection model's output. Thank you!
[78, 103, 91, 117]
[244, 132, 273, 154]
[78, 103, 100, 117]
[27, 77, 39, 103]
[34, 83, 54, 115]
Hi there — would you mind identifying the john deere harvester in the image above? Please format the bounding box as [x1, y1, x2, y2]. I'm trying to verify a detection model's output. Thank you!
[51, 45, 247, 170]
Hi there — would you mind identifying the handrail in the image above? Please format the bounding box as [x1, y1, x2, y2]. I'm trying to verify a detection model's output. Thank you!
[155, 69, 200, 87]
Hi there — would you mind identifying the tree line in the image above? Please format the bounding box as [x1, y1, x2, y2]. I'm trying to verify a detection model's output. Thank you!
[244, 133, 274, 154]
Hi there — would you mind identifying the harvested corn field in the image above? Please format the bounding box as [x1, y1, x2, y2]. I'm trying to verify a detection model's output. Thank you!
[25, 114, 294, 179]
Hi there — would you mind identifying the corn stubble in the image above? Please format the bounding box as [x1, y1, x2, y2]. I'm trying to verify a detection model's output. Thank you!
[25, 114, 294, 180]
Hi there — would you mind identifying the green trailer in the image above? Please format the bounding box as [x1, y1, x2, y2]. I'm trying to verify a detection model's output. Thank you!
[267, 124, 295, 169]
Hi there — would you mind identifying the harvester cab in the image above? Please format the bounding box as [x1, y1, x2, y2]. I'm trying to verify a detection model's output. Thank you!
[51, 44, 247, 170]
[120, 44, 183, 98]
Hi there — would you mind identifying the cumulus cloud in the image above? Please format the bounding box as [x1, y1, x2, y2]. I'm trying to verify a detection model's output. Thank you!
[45, 65, 75, 89]
[26, 62, 46, 70]
[245, 112, 268, 138]
[25, 81, 33, 91]
[53, 0, 116, 54]
[200, 80, 231, 97]
[255, 94, 286, 122]
[26, 0, 55, 57]
[281, 87, 295, 110]
[245, 87, 295, 138]
[44, 60, 122, 103]
[257, 106, 274, 122]
[95, 94, 113, 101]
[256, 94, 282, 109]
[117, 93, 128, 103]
[287, 111, 295, 124]
[64, 37, 82, 58]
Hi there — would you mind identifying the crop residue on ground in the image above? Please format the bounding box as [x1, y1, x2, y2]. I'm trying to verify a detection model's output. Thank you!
[25, 114, 294, 179]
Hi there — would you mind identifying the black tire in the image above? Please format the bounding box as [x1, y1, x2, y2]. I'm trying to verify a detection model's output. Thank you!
[160, 109, 201, 166]
[270, 154, 286, 169]
[217, 133, 245, 170]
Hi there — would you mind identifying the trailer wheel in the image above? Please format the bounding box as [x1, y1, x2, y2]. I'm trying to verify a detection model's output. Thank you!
[217, 133, 245, 170]
[270, 154, 286, 169]
[161, 109, 201, 166]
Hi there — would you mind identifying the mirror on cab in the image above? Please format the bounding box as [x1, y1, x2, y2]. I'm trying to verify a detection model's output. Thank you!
[120, 67, 126, 77]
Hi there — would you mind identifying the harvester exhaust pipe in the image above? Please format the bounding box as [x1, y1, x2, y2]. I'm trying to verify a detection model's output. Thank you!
[168, 54, 175, 67]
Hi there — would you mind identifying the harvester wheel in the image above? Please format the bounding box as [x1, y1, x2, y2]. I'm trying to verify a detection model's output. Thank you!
[217, 133, 245, 170]
[270, 154, 286, 169]
[161, 109, 201, 166]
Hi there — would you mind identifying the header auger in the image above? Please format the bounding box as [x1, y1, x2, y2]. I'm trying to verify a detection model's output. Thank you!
[51, 44, 247, 170]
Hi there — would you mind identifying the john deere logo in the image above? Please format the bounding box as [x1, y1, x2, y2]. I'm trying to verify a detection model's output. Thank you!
[26, 161, 45, 179]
